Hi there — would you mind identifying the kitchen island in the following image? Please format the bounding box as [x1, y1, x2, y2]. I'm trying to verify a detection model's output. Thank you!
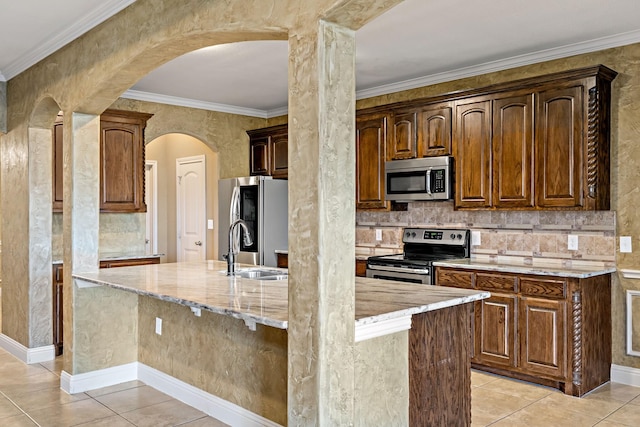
[68, 260, 488, 426]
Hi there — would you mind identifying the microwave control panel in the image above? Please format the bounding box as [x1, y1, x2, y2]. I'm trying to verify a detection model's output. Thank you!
[431, 168, 446, 193]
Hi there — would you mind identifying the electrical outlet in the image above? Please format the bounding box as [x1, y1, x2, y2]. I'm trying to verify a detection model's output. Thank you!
[568, 235, 579, 251]
[207, 219, 214, 230]
[375, 229, 383, 241]
[621, 236, 632, 253]
[190, 307, 202, 317]
[155, 317, 162, 335]
[471, 231, 482, 246]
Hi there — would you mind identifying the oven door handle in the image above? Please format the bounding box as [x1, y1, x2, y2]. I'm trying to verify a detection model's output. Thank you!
[426, 169, 431, 194]
[366, 264, 431, 275]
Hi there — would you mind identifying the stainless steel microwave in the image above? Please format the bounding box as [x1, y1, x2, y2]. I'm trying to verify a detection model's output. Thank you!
[385, 156, 453, 202]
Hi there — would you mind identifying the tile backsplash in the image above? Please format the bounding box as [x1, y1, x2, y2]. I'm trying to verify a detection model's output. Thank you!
[356, 201, 616, 265]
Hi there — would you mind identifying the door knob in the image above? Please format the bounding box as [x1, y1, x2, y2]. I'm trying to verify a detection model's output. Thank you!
[195, 241, 202, 246]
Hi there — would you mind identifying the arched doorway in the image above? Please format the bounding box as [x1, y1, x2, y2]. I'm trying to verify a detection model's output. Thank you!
[146, 133, 219, 262]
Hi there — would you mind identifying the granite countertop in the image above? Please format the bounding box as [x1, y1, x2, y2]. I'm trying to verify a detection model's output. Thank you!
[433, 257, 616, 278]
[72, 260, 488, 339]
[53, 252, 163, 265]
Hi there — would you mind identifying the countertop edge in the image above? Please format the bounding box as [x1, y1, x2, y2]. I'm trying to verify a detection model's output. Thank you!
[72, 273, 288, 330]
[433, 260, 615, 278]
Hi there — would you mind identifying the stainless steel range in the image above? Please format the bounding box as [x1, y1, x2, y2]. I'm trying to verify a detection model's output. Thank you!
[366, 228, 470, 285]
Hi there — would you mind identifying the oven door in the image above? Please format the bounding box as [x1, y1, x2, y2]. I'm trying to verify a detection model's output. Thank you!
[366, 265, 432, 285]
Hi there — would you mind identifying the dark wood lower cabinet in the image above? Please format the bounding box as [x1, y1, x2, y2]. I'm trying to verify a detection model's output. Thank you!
[52, 257, 160, 356]
[273, 253, 368, 277]
[436, 267, 611, 397]
[410, 303, 472, 425]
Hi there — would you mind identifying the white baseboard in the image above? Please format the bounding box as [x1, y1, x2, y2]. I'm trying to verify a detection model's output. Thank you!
[0, 334, 55, 364]
[61, 362, 282, 427]
[60, 362, 138, 395]
[611, 364, 640, 388]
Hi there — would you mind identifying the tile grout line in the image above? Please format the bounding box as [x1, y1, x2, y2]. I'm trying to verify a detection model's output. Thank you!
[0, 390, 42, 427]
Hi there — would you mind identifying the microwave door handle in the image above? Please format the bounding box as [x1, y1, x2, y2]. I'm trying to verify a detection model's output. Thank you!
[426, 169, 432, 194]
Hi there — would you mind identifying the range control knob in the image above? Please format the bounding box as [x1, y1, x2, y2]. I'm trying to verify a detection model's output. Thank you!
[405, 231, 411, 238]
[411, 232, 417, 238]
[457, 234, 463, 240]
[450, 233, 456, 239]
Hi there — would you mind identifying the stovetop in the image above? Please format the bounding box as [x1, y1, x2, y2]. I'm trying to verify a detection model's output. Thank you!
[367, 228, 470, 268]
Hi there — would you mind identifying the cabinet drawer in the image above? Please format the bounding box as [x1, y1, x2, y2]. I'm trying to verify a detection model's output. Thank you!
[436, 269, 474, 289]
[520, 277, 566, 299]
[476, 273, 516, 292]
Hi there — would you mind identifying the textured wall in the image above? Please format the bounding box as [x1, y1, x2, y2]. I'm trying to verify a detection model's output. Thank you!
[355, 331, 408, 426]
[110, 98, 265, 180]
[137, 296, 408, 426]
[138, 296, 288, 425]
[73, 282, 138, 374]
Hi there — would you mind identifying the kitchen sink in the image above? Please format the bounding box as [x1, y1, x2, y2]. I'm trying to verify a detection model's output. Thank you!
[226, 268, 288, 281]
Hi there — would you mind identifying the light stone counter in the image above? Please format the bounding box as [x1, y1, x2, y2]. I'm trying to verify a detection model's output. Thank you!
[73, 260, 488, 338]
[433, 257, 616, 278]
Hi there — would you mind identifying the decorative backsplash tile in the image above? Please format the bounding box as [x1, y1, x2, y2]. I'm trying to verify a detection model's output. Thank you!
[356, 201, 616, 264]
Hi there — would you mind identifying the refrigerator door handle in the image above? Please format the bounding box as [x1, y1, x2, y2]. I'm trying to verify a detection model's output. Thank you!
[230, 186, 240, 254]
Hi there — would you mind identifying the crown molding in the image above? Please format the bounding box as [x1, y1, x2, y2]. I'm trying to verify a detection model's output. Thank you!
[1, 0, 135, 81]
[356, 29, 640, 100]
[121, 89, 272, 118]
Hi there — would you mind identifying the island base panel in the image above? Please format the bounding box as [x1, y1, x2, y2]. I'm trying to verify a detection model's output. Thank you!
[410, 303, 472, 426]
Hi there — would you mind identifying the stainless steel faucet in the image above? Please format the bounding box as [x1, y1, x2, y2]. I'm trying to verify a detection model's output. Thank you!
[226, 219, 252, 275]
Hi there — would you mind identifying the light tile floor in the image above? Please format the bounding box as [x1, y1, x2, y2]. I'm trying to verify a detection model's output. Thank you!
[471, 370, 640, 426]
[0, 348, 228, 427]
[1, 344, 639, 426]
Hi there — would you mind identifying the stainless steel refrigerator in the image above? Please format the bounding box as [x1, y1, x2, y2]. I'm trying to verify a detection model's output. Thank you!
[218, 176, 288, 268]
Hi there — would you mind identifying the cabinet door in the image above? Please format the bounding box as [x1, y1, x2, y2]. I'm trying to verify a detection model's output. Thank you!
[270, 133, 288, 178]
[356, 112, 391, 210]
[519, 297, 565, 378]
[454, 99, 492, 208]
[52, 119, 64, 212]
[535, 86, 584, 208]
[492, 93, 534, 208]
[390, 110, 417, 160]
[100, 118, 146, 212]
[250, 136, 270, 176]
[475, 293, 517, 368]
[418, 104, 452, 157]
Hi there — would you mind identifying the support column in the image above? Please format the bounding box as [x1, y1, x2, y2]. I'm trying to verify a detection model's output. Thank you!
[0, 119, 53, 352]
[62, 112, 101, 374]
[287, 20, 356, 425]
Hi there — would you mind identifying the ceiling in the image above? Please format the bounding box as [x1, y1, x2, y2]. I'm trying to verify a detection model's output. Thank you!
[3, 0, 640, 118]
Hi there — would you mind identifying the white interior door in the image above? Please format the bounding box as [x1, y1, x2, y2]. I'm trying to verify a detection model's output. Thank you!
[145, 160, 158, 255]
[177, 155, 206, 262]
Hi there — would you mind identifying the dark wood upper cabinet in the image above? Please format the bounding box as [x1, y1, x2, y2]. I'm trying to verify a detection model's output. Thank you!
[356, 111, 391, 210]
[390, 110, 417, 160]
[418, 103, 452, 157]
[452, 66, 615, 210]
[270, 132, 288, 179]
[246, 65, 616, 211]
[492, 93, 534, 208]
[52, 109, 152, 213]
[247, 124, 287, 178]
[99, 109, 153, 213]
[454, 98, 492, 209]
[535, 86, 584, 209]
